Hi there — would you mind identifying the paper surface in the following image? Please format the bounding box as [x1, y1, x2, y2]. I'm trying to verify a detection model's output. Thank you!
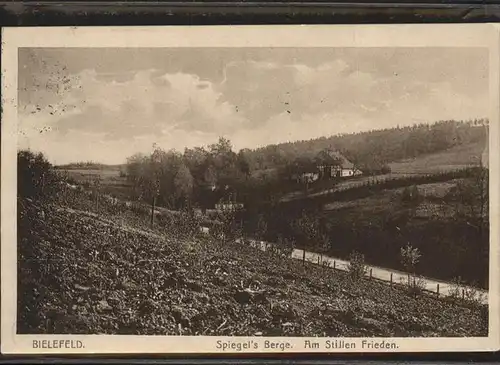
[2, 24, 499, 354]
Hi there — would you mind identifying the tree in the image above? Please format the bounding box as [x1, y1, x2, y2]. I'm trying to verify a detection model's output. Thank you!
[183, 146, 209, 187]
[293, 211, 320, 265]
[18, 150, 54, 200]
[209, 137, 240, 186]
[174, 163, 194, 208]
[400, 243, 421, 286]
[125, 153, 149, 200]
[209, 136, 233, 157]
[347, 251, 367, 281]
[450, 166, 489, 238]
[446, 165, 489, 288]
[237, 150, 251, 178]
[203, 164, 218, 190]
[126, 151, 160, 204]
[255, 214, 268, 242]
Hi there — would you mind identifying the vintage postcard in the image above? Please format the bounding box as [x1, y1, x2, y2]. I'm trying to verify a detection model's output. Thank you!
[2, 24, 500, 354]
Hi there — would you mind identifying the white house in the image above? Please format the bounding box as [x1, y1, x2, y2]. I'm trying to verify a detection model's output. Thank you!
[318, 150, 362, 178]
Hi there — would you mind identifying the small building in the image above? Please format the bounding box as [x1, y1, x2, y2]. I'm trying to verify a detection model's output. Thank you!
[317, 149, 362, 179]
[289, 149, 362, 184]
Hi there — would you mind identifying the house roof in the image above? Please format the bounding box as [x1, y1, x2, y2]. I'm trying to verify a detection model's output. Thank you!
[320, 149, 355, 169]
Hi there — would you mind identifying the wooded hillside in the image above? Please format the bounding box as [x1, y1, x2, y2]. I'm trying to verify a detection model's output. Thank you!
[243, 119, 488, 174]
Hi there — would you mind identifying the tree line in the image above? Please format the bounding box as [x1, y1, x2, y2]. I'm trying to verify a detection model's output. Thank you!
[244, 119, 488, 174]
[125, 138, 252, 211]
[121, 119, 489, 218]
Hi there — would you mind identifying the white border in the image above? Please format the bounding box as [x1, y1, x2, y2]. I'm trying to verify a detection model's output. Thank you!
[1, 24, 499, 354]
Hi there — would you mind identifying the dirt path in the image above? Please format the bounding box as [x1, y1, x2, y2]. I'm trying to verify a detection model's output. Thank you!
[243, 239, 488, 304]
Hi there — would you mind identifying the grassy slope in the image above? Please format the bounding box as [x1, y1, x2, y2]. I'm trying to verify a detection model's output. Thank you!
[59, 167, 132, 200]
[324, 180, 460, 215]
[389, 141, 486, 174]
[18, 193, 487, 337]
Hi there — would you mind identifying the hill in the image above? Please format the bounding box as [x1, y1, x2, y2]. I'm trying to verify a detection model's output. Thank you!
[243, 120, 488, 174]
[389, 141, 486, 174]
[18, 191, 487, 336]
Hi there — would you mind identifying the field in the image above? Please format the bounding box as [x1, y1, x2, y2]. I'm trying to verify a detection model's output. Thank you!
[17, 187, 488, 337]
[56, 165, 132, 200]
[324, 180, 460, 212]
[388, 141, 486, 174]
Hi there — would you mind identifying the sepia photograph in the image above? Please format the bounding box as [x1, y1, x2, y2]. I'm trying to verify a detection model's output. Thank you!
[1, 25, 499, 354]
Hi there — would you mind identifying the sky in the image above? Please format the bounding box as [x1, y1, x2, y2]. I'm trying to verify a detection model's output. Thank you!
[18, 47, 488, 165]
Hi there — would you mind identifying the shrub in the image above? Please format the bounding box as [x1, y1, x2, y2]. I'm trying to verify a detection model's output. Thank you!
[401, 185, 422, 206]
[271, 236, 295, 258]
[448, 277, 487, 309]
[463, 285, 486, 306]
[347, 251, 367, 281]
[380, 165, 392, 174]
[406, 275, 427, 298]
[448, 277, 463, 300]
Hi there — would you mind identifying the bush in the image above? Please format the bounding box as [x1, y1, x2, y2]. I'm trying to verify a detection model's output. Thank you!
[405, 275, 427, 298]
[347, 251, 367, 281]
[400, 185, 422, 206]
[270, 236, 295, 258]
[448, 277, 486, 309]
[380, 165, 392, 174]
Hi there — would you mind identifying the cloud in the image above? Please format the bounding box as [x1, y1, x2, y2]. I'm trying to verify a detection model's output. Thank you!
[18, 48, 488, 164]
[20, 68, 246, 145]
[219, 57, 486, 131]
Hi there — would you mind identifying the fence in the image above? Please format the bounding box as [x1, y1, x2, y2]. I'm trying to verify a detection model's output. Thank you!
[285, 167, 479, 204]
[239, 238, 488, 306]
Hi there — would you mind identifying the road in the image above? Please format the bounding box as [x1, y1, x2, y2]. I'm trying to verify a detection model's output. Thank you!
[242, 239, 488, 305]
[63, 204, 489, 305]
